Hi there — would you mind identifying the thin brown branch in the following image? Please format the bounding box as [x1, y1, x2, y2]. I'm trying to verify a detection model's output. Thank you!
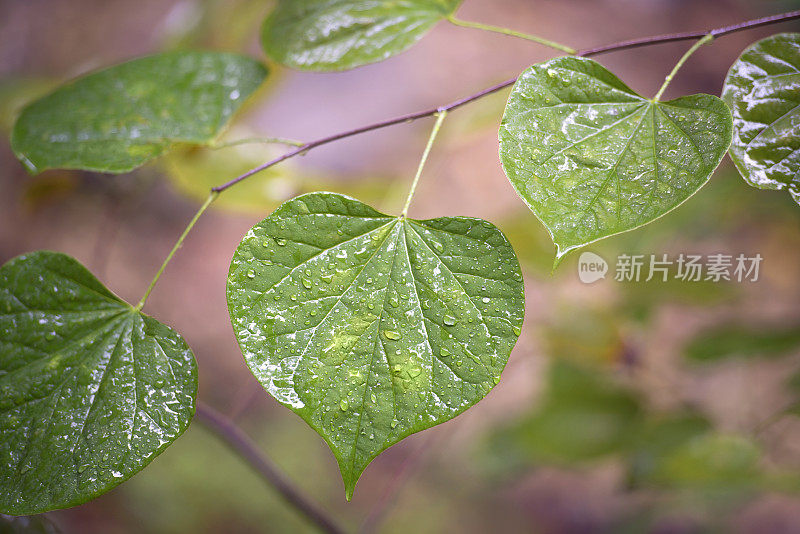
[195, 402, 346, 534]
[211, 9, 800, 194]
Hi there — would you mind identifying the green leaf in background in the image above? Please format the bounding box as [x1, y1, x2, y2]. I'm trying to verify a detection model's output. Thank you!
[723, 33, 800, 205]
[0, 252, 197, 515]
[499, 56, 732, 259]
[628, 413, 712, 487]
[162, 141, 305, 215]
[684, 323, 800, 363]
[490, 361, 642, 465]
[226, 192, 524, 499]
[647, 434, 761, 491]
[11, 52, 267, 174]
[0, 514, 60, 534]
[262, 0, 462, 71]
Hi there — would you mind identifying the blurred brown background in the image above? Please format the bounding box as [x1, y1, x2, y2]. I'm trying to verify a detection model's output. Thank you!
[3, 0, 800, 532]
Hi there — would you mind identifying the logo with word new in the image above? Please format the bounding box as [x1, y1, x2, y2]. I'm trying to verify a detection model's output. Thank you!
[578, 252, 608, 284]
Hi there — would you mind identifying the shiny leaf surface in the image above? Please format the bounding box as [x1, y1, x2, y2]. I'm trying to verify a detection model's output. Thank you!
[262, 0, 462, 71]
[0, 252, 197, 515]
[723, 33, 800, 205]
[227, 192, 524, 499]
[11, 52, 267, 174]
[499, 56, 732, 258]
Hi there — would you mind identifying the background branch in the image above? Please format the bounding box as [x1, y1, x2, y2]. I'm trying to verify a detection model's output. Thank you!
[211, 9, 800, 194]
[195, 403, 346, 534]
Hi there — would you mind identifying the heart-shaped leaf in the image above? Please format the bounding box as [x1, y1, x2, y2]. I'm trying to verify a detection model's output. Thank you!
[499, 56, 732, 258]
[227, 192, 524, 499]
[723, 33, 800, 205]
[0, 252, 197, 515]
[262, 0, 462, 71]
[11, 52, 267, 174]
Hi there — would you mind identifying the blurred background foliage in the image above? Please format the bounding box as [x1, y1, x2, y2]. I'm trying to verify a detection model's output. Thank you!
[2, 0, 800, 532]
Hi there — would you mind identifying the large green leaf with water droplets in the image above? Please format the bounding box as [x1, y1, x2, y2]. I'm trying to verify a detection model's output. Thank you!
[261, 0, 462, 71]
[11, 52, 267, 174]
[0, 252, 197, 515]
[499, 56, 732, 259]
[723, 33, 800, 205]
[226, 192, 524, 499]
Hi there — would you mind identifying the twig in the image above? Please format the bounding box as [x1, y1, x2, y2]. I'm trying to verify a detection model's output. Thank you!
[195, 402, 346, 534]
[210, 9, 800, 194]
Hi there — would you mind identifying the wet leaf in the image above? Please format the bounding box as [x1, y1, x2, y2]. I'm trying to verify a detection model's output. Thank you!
[499, 56, 732, 259]
[723, 33, 800, 205]
[685, 323, 800, 363]
[226, 192, 524, 499]
[11, 52, 267, 174]
[0, 252, 197, 515]
[262, 0, 462, 71]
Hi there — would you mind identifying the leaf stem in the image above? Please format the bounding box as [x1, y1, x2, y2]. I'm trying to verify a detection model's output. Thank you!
[447, 16, 576, 54]
[134, 191, 218, 311]
[195, 403, 346, 534]
[653, 33, 714, 101]
[401, 110, 447, 217]
[211, 136, 306, 149]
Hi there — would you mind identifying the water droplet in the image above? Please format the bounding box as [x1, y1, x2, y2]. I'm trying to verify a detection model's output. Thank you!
[384, 330, 401, 340]
[390, 419, 399, 428]
[340, 399, 349, 411]
[302, 277, 312, 289]
[482, 297, 490, 304]
[513, 326, 522, 336]
[409, 367, 421, 378]
[440, 348, 451, 357]
[389, 295, 400, 308]
[276, 238, 287, 246]
[321, 274, 333, 284]
[247, 269, 256, 279]
[370, 393, 377, 404]
[443, 315, 457, 326]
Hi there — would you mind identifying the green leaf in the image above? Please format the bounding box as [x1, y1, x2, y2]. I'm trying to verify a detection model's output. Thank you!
[11, 52, 267, 175]
[226, 192, 524, 499]
[491, 361, 642, 465]
[262, 0, 462, 71]
[0, 252, 197, 515]
[647, 434, 760, 491]
[0, 514, 60, 534]
[723, 33, 800, 205]
[684, 323, 800, 363]
[499, 56, 732, 258]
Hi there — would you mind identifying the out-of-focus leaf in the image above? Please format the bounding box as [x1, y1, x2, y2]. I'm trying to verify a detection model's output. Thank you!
[684, 323, 800, 363]
[723, 33, 800, 205]
[0, 514, 60, 534]
[647, 434, 760, 491]
[226, 192, 524, 499]
[544, 307, 623, 366]
[628, 413, 712, 486]
[499, 56, 732, 259]
[162, 140, 305, 214]
[261, 0, 462, 71]
[11, 52, 267, 174]
[492, 362, 642, 465]
[0, 252, 197, 515]
[0, 79, 55, 134]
